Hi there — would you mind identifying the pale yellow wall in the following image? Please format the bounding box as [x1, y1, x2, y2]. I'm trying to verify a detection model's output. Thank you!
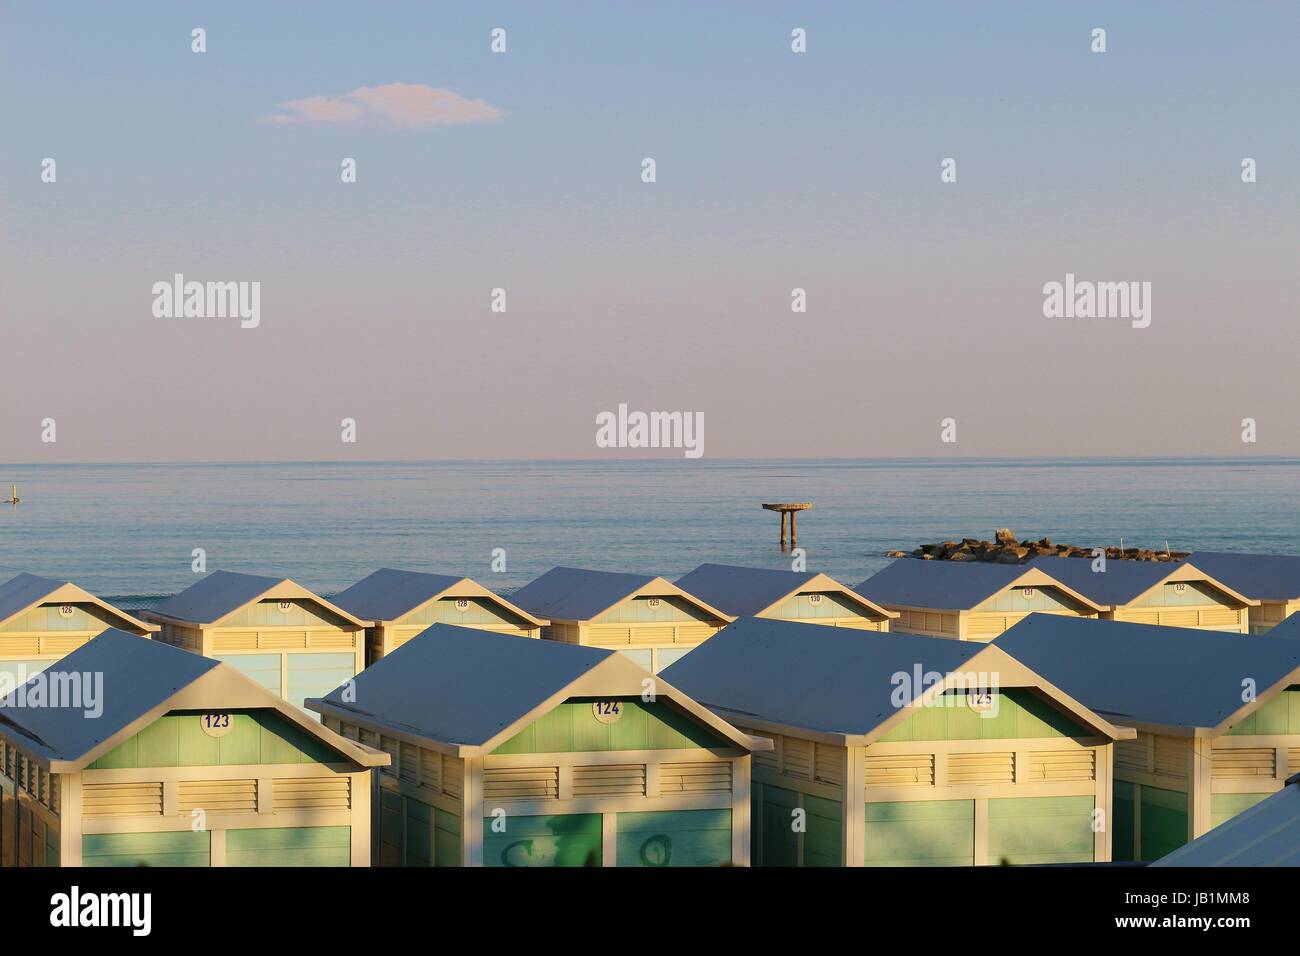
[1110, 606, 1248, 633]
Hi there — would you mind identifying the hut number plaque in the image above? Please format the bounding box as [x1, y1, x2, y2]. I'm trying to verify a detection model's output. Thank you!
[967, 690, 994, 713]
[200, 712, 234, 738]
[592, 700, 623, 724]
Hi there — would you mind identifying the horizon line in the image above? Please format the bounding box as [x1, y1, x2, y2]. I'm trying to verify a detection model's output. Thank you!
[3, 454, 1300, 468]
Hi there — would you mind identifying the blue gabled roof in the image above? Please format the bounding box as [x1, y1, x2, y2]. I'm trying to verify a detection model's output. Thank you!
[1027, 555, 1185, 606]
[662, 617, 986, 738]
[1186, 551, 1300, 602]
[148, 570, 285, 624]
[332, 568, 467, 623]
[855, 559, 1036, 611]
[313, 623, 614, 746]
[508, 567, 659, 621]
[0, 573, 67, 623]
[996, 614, 1300, 731]
[0, 629, 219, 763]
[675, 564, 820, 617]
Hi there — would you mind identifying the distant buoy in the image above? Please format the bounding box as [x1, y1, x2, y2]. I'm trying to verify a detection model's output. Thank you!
[5, 484, 19, 505]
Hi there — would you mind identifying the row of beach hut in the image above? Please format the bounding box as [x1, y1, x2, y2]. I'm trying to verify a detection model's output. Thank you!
[3, 551, 1297, 705]
[2, 551, 1300, 867]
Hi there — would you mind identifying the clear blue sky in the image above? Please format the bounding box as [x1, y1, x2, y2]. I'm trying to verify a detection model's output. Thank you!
[4, 2, 1298, 461]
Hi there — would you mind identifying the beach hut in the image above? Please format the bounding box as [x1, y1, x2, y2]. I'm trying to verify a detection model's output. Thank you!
[0, 572, 157, 688]
[675, 564, 896, 631]
[0, 629, 386, 867]
[1152, 772, 1300, 866]
[998, 614, 1300, 861]
[331, 568, 547, 664]
[662, 617, 1132, 866]
[142, 571, 367, 711]
[856, 559, 1105, 641]
[308, 623, 768, 867]
[1028, 555, 1254, 633]
[1184, 551, 1300, 634]
[508, 567, 734, 673]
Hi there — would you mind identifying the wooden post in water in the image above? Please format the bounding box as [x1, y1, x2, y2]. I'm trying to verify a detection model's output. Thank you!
[762, 502, 812, 551]
[4, 485, 17, 505]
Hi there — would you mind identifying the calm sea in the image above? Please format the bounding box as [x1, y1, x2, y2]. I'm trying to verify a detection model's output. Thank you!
[1, 458, 1298, 606]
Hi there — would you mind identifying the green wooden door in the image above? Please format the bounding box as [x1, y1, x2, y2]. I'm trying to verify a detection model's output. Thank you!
[615, 809, 731, 866]
[1139, 786, 1188, 861]
[404, 797, 461, 866]
[483, 813, 602, 867]
[759, 785, 800, 866]
[864, 800, 975, 866]
[81, 831, 211, 867]
[803, 794, 842, 867]
[987, 795, 1094, 864]
[226, 826, 350, 866]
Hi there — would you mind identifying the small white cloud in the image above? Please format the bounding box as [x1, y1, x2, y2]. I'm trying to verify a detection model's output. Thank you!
[266, 83, 502, 128]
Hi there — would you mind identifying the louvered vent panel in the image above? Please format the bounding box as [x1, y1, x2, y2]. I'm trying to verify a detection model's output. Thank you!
[1211, 748, 1275, 778]
[1200, 607, 1239, 626]
[1159, 609, 1199, 628]
[441, 756, 463, 798]
[379, 736, 399, 777]
[1153, 737, 1187, 778]
[782, 738, 813, 780]
[1115, 737, 1151, 773]
[1025, 750, 1095, 782]
[38, 635, 87, 656]
[178, 779, 257, 813]
[814, 744, 845, 788]
[864, 753, 934, 787]
[273, 776, 351, 810]
[419, 749, 442, 793]
[674, 625, 716, 643]
[483, 767, 559, 801]
[257, 632, 309, 650]
[1290, 747, 1300, 773]
[969, 615, 1009, 636]
[305, 631, 355, 649]
[399, 744, 419, 784]
[948, 752, 1014, 784]
[750, 733, 779, 772]
[211, 632, 259, 652]
[630, 626, 673, 645]
[589, 627, 633, 646]
[572, 764, 645, 797]
[82, 782, 163, 817]
[660, 761, 731, 794]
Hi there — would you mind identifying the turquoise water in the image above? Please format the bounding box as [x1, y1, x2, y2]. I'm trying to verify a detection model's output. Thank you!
[1, 458, 1298, 603]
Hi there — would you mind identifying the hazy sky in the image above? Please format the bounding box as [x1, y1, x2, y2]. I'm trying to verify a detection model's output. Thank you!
[4, 2, 1299, 462]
